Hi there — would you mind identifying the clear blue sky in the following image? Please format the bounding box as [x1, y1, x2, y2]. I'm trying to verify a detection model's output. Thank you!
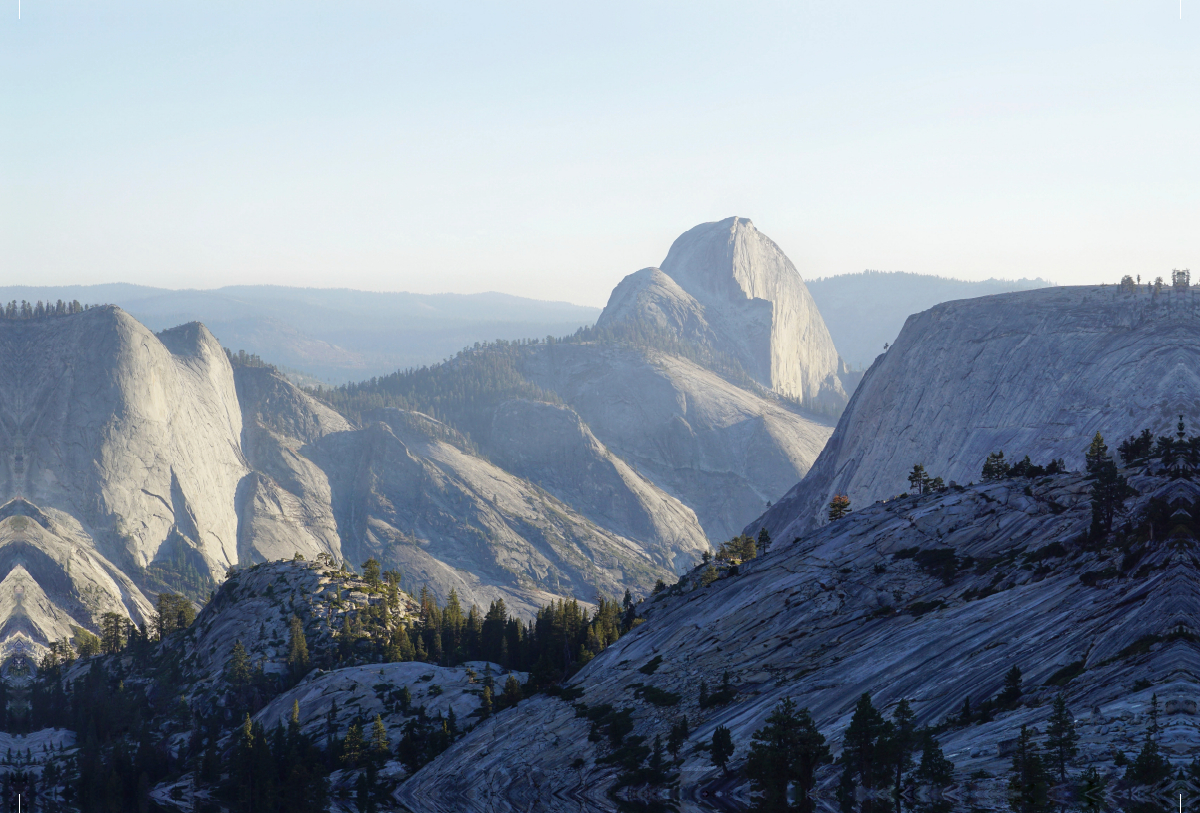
[3, 1, 1198, 305]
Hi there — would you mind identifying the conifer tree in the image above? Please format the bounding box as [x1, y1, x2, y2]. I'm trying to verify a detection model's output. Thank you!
[287, 616, 310, 682]
[370, 715, 389, 763]
[828, 494, 851, 521]
[841, 692, 890, 793]
[999, 665, 1023, 706]
[1008, 725, 1049, 812]
[888, 699, 916, 794]
[1085, 432, 1108, 474]
[501, 674, 522, 708]
[710, 725, 734, 774]
[480, 685, 493, 719]
[342, 722, 363, 768]
[228, 640, 251, 686]
[916, 729, 954, 789]
[1044, 694, 1078, 783]
[744, 698, 829, 811]
[1126, 734, 1171, 786]
[667, 716, 689, 761]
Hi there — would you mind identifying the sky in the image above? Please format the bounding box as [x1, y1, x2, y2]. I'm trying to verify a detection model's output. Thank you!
[3, 1, 1200, 306]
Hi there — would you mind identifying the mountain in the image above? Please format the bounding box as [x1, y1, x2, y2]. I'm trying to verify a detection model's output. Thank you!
[0, 306, 681, 646]
[756, 284, 1200, 541]
[317, 218, 843, 545]
[806, 270, 1052, 369]
[598, 217, 850, 411]
[399, 469, 1200, 811]
[0, 284, 599, 384]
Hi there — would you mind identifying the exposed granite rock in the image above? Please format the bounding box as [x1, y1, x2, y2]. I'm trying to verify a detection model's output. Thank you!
[398, 471, 1200, 811]
[757, 284, 1200, 541]
[600, 217, 848, 411]
[0, 307, 247, 579]
[487, 399, 709, 574]
[314, 409, 671, 616]
[519, 344, 836, 542]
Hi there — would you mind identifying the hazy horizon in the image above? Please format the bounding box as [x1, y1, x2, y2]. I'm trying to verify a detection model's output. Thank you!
[5, 2, 1199, 306]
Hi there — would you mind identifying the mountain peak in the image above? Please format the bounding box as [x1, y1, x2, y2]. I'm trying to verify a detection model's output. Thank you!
[598, 218, 848, 409]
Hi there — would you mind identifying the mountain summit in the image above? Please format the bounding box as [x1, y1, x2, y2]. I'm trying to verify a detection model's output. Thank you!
[598, 217, 848, 410]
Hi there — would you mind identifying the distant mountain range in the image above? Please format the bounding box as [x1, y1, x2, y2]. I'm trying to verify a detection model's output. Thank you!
[0, 283, 600, 384]
[807, 270, 1052, 368]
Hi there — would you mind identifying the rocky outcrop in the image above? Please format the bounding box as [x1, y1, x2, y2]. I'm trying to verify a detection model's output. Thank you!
[600, 217, 847, 410]
[399, 471, 1200, 811]
[756, 285, 1200, 541]
[519, 344, 836, 543]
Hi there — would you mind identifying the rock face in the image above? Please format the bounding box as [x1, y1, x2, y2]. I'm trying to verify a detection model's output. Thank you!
[757, 285, 1200, 541]
[518, 344, 835, 543]
[0, 309, 690, 652]
[486, 399, 709, 574]
[399, 471, 1200, 812]
[314, 408, 671, 617]
[598, 217, 848, 411]
[0, 309, 247, 579]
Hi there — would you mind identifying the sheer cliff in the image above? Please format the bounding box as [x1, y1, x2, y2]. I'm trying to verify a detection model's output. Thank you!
[598, 217, 850, 411]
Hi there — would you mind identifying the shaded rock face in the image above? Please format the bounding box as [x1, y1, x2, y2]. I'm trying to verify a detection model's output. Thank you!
[399, 472, 1200, 812]
[758, 285, 1200, 541]
[518, 344, 835, 543]
[600, 217, 847, 410]
[313, 409, 671, 618]
[487, 399, 709, 574]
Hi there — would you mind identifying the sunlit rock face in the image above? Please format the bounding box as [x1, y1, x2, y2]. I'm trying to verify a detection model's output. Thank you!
[0, 308, 247, 580]
[0, 308, 687, 651]
[598, 217, 849, 411]
[756, 284, 1200, 541]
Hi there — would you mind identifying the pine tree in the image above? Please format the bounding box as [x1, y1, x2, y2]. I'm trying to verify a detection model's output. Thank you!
[828, 494, 851, 521]
[1085, 432, 1108, 474]
[667, 716, 689, 761]
[342, 722, 363, 768]
[744, 698, 830, 811]
[1044, 694, 1078, 783]
[1126, 733, 1171, 786]
[999, 665, 1023, 706]
[501, 674, 522, 708]
[479, 685, 493, 719]
[888, 699, 917, 794]
[916, 729, 954, 789]
[907, 464, 929, 495]
[982, 450, 1011, 481]
[228, 640, 251, 685]
[287, 616, 310, 682]
[1008, 725, 1049, 812]
[370, 714, 389, 762]
[841, 692, 890, 791]
[711, 725, 734, 774]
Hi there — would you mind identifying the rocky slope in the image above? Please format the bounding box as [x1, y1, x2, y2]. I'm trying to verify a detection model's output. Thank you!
[758, 284, 1200, 540]
[0, 307, 686, 654]
[518, 344, 835, 543]
[599, 217, 849, 411]
[399, 468, 1200, 811]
